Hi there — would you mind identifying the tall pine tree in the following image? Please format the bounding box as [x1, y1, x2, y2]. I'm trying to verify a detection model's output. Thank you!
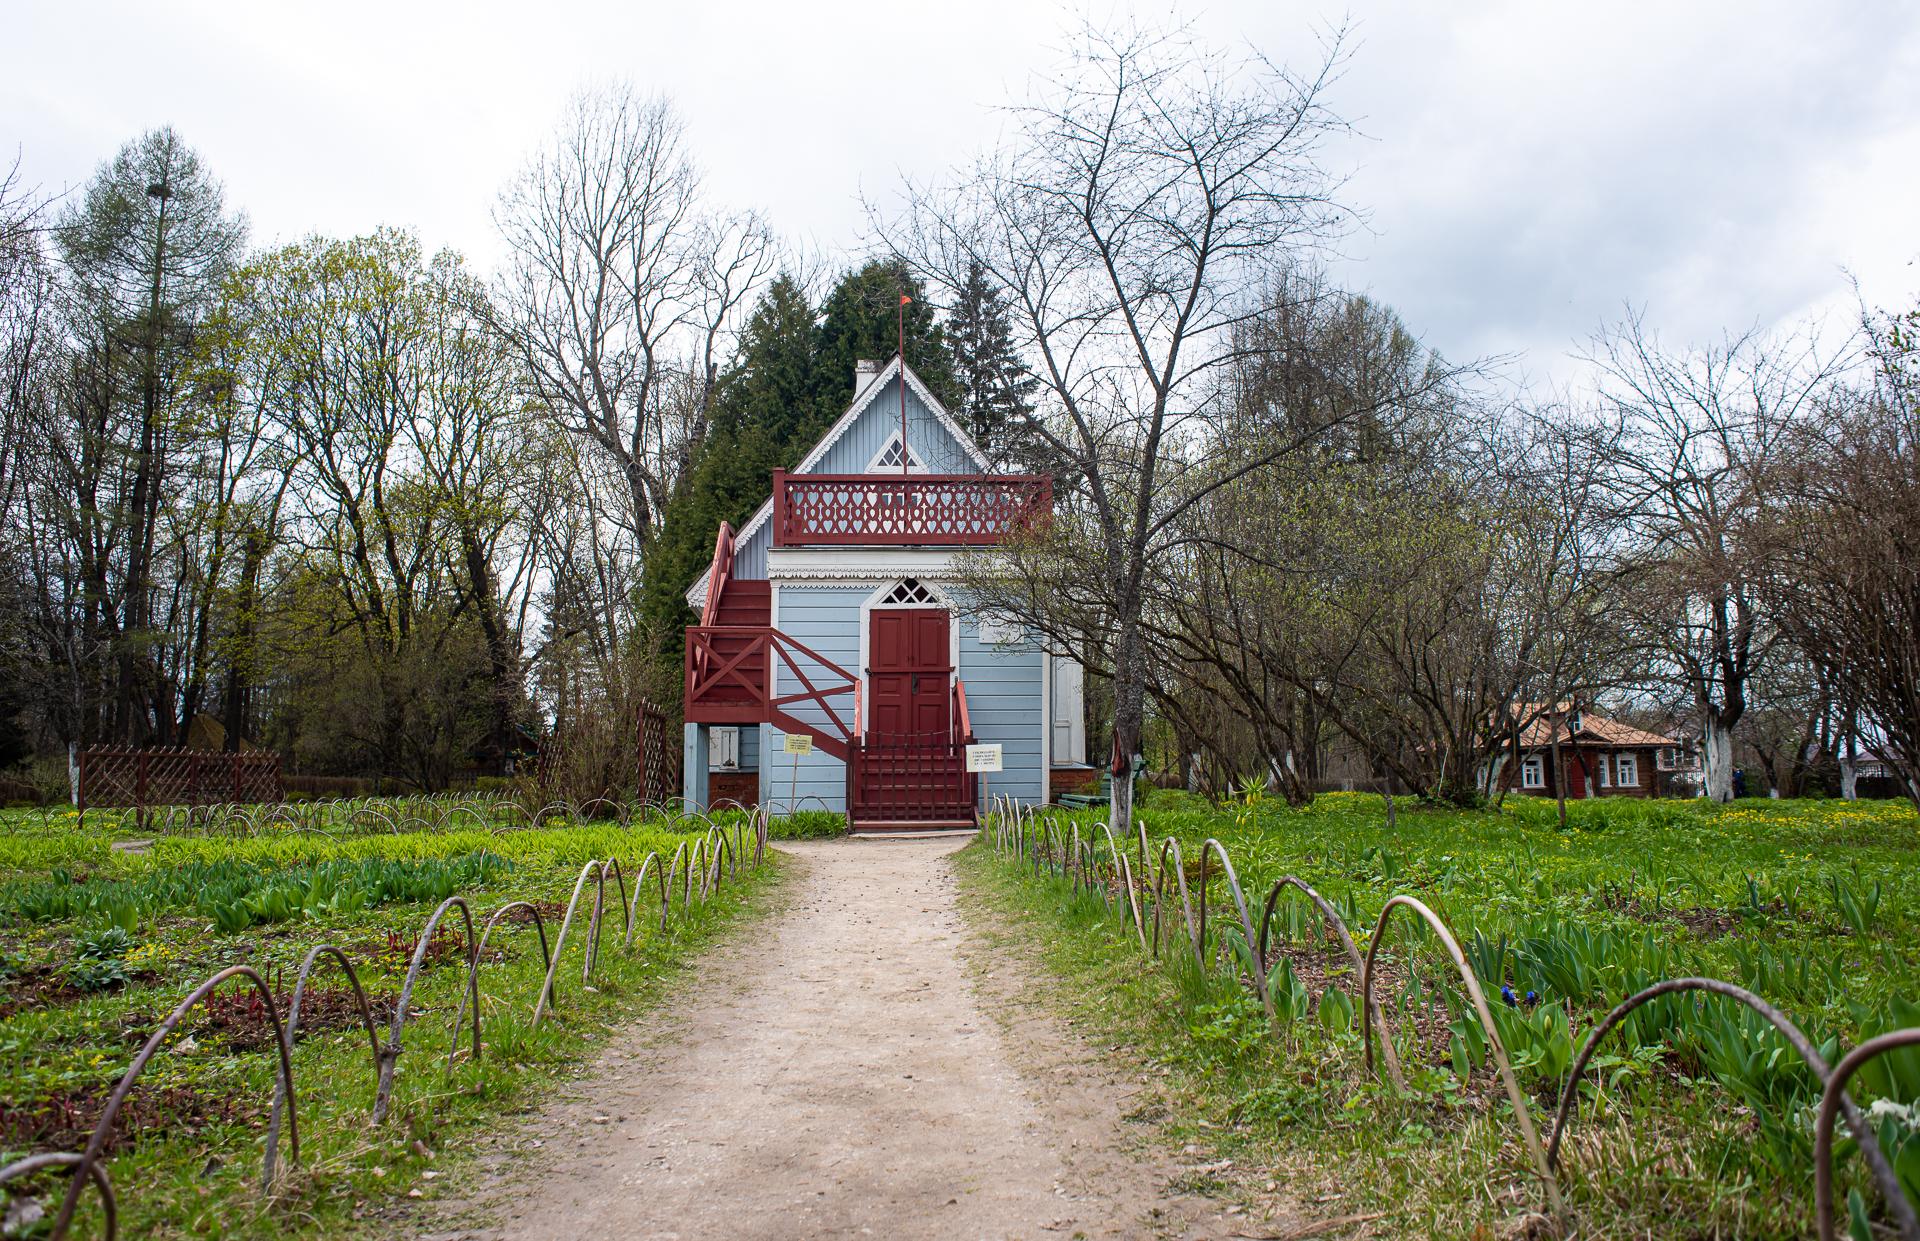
[808, 259, 961, 428]
[947, 259, 1036, 460]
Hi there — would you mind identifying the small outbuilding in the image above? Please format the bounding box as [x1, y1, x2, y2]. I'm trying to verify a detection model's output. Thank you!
[680, 357, 1081, 831]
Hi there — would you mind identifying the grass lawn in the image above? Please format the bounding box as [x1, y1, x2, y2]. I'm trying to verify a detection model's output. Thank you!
[0, 802, 787, 1238]
[959, 791, 1920, 1239]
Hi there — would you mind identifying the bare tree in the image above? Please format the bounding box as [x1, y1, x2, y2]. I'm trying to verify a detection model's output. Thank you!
[1592, 312, 1845, 802]
[883, 18, 1391, 831]
[492, 83, 775, 564]
[1757, 302, 1920, 809]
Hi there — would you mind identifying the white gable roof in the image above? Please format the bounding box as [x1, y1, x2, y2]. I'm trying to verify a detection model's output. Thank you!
[686, 358, 986, 606]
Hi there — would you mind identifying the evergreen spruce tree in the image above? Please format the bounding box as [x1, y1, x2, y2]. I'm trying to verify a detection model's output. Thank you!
[948, 259, 1037, 458]
[808, 259, 961, 428]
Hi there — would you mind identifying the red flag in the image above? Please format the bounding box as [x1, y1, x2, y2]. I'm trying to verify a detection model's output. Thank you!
[900, 294, 912, 305]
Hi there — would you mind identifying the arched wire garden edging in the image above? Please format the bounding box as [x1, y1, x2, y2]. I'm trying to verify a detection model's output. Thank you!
[1149, 837, 1204, 967]
[624, 851, 671, 944]
[264, 944, 382, 1184]
[1362, 894, 1562, 1212]
[452, 900, 556, 1048]
[1816, 1029, 1920, 1241]
[533, 860, 630, 1026]
[1258, 876, 1406, 1091]
[0, 1153, 116, 1240]
[374, 897, 479, 1124]
[1546, 975, 1915, 1241]
[50, 965, 299, 1237]
[1192, 839, 1278, 1030]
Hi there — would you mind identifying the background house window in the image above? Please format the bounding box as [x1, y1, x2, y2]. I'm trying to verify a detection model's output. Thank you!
[709, 726, 740, 771]
[1521, 756, 1545, 789]
[1616, 753, 1638, 787]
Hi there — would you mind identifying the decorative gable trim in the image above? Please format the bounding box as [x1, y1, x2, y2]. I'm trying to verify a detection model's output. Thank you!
[793, 356, 991, 476]
[685, 358, 986, 604]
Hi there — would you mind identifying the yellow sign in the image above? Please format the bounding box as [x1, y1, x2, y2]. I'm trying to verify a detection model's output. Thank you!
[782, 733, 814, 756]
[965, 743, 1003, 773]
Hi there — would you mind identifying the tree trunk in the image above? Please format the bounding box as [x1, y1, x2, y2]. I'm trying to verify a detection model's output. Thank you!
[463, 532, 520, 776]
[1700, 712, 1736, 802]
[1108, 609, 1144, 836]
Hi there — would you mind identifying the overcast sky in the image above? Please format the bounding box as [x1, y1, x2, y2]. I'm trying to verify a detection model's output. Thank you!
[7, 1, 1917, 384]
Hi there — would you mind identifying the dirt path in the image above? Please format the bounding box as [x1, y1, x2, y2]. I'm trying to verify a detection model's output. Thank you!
[425, 835, 1234, 1240]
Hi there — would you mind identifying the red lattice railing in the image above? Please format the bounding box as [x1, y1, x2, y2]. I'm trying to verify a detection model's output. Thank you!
[77, 747, 283, 814]
[772, 470, 1052, 547]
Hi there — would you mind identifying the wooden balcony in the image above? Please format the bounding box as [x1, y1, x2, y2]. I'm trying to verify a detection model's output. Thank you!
[771, 470, 1052, 547]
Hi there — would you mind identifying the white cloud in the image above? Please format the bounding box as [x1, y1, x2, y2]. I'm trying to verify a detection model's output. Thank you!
[5, 0, 1916, 378]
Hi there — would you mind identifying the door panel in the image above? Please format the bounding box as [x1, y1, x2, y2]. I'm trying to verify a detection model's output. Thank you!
[867, 608, 950, 740]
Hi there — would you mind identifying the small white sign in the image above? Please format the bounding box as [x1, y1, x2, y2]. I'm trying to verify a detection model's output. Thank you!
[782, 733, 814, 756]
[965, 743, 1003, 773]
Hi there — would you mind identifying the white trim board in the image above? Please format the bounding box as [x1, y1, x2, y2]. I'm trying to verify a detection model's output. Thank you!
[767, 546, 969, 581]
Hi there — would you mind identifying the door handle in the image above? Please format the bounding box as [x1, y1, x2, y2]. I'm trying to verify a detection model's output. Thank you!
[911, 673, 920, 694]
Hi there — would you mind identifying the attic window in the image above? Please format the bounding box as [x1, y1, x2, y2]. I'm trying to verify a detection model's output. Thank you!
[880, 578, 940, 605]
[865, 430, 926, 474]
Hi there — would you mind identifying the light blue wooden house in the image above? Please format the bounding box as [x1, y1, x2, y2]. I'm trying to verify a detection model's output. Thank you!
[681, 357, 1088, 830]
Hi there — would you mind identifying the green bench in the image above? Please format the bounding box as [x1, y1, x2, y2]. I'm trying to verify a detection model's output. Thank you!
[1056, 771, 1112, 810]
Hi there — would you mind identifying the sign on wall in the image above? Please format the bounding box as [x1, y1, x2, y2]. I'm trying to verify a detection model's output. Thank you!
[782, 733, 814, 756]
[965, 743, 1003, 773]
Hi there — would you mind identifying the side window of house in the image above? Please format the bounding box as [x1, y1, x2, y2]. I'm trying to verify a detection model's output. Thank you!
[1597, 755, 1611, 788]
[709, 726, 739, 771]
[1521, 756, 1545, 789]
[977, 613, 1023, 645]
[1617, 753, 1638, 788]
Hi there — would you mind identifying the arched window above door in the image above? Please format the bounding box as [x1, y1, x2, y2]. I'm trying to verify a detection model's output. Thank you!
[878, 578, 941, 606]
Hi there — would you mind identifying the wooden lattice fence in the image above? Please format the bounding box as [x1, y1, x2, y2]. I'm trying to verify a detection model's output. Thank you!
[638, 701, 678, 805]
[77, 746, 283, 817]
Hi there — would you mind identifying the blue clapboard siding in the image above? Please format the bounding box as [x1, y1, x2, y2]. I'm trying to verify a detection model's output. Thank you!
[808, 375, 976, 476]
[957, 611, 1045, 803]
[738, 723, 759, 772]
[761, 585, 866, 811]
[732, 517, 769, 579]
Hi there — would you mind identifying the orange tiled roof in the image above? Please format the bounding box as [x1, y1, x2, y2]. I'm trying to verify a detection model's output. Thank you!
[1512, 705, 1678, 749]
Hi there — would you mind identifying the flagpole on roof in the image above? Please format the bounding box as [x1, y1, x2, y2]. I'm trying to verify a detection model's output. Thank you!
[898, 289, 911, 475]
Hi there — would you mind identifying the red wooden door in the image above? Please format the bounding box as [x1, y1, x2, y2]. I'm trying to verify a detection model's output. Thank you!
[867, 608, 951, 738]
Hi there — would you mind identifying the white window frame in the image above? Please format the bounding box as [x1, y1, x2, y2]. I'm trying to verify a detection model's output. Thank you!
[864, 429, 927, 474]
[1616, 752, 1638, 788]
[976, 611, 1024, 646]
[1521, 755, 1545, 790]
[709, 725, 740, 772]
[1597, 752, 1611, 788]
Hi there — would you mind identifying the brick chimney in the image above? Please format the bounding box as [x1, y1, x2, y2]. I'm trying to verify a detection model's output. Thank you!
[853, 358, 883, 396]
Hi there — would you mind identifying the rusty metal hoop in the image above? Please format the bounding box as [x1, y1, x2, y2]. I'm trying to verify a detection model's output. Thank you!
[51, 964, 298, 1237]
[1363, 894, 1562, 1213]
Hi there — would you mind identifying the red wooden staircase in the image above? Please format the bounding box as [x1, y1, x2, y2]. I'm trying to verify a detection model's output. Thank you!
[685, 523, 861, 759]
[683, 521, 980, 831]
